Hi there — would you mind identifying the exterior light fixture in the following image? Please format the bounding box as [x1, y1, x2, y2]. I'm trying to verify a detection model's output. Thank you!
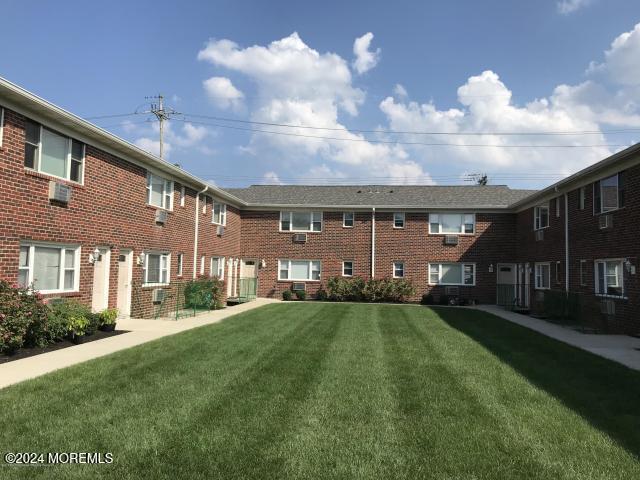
[89, 247, 101, 265]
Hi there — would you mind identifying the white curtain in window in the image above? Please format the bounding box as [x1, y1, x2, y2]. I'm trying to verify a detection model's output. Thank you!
[33, 246, 60, 290]
[149, 175, 165, 207]
[40, 129, 67, 178]
[147, 254, 161, 283]
[292, 212, 310, 230]
[291, 261, 310, 279]
[441, 214, 462, 233]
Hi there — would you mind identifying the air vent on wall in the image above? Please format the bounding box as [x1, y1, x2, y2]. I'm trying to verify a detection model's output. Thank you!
[48, 181, 72, 203]
[444, 235, 459, 245]
[445, 286, 459, 296]
[291, 282, 306, 291]
[152, 288, 165, 304]
[293, 233, 307, 243]
[216, 225, 225, 236]
[155, 209, 168, 225]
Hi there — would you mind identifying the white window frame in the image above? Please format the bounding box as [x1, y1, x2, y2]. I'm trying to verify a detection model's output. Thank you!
[177, 253, 184, 277]
[18, 242, 81, 294]
[279, 211, 323, 232]
[342, 261, 354, 277]
[594, 174, 621, 214]
[534, 263, 550, 290]
[428, 213, 476, 234]
[200, 255, 206, 275]
[0, 106, 4, 148]
[146, 172, 173, 210]
[594, 258, 624, 298]
[343, 212, 355, 228]
[212, 201, 227, 226]
[393, 212, 405, 229]
[180, 185, 186, 207]
[579, 259, 587, 286]
[428, 263, 476, 286]
[393, 261, 405, 278]
[534, 205, 550, 230]
[210, 256, 225, 279]
[143, 252, 170, 286]
[23, 122, 85, 184]
[277, 259, 321, 281]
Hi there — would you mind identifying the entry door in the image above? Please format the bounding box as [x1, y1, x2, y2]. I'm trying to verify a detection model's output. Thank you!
[91, 247, 111, 312]
[241, 259, 258, 278]
[116, 249, 133, 318]
[496, 263, 516, 307]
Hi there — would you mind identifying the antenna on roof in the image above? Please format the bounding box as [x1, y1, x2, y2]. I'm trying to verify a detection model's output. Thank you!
[465, 173, 488, 185]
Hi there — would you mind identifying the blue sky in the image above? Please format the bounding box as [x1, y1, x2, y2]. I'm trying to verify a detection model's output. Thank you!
[1, 0, 640, 188]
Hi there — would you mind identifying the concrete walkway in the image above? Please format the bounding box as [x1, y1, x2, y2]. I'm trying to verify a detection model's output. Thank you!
[0, 298, 278, 390]
[477, 305, 640, 371]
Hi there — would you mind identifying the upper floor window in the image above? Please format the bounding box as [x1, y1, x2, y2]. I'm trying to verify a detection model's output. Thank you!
[429, 263, 475, 286]
[393, 212, 405, 229]
[280, 211, 322, 232]
[212, 201, 227, 225]
[579, 187, 585, 210]
[146, 172, 173, 210]
[144, 252, 170, 286]
[278, 259, 321, 281]
[343, 212, 354, 228]
[23, 120, 84, 183]
[594, 173, 624, 214]
[429, 213, 475, 234]
[595, 259, 623, 297]
[534, 263, 550, 290]
[534, 205, 549, 230]
[18, 242, 80, 293]
[555, 197, 561, 217]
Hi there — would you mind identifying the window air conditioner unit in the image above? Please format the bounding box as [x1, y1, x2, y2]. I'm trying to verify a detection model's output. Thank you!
[48, 181, 72, 203]
[600, 299, 615, 315]
[155, 209, 168, 225]
[599, 214, 613, 230]
[535, 229, 544, 241]
[445, 286, 459, 296]
[152, 288, 165, 304]
[292, 282, 306, 291]
[216, 225, 225, 236]
[444, 235, 459, 245]
[293, 233, 307, 243]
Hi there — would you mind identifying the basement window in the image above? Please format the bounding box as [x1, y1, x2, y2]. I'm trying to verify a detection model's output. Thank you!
[23, 120, 84, 183]
[18, 242, 80, 293]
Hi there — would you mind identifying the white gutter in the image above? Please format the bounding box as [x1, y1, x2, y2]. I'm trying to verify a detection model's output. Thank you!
[371, 207, 376, 278]
[565, 193, 569, 292]
[193, 186, 208, 279]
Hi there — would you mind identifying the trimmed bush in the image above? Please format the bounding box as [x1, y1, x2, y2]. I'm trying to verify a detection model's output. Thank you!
[326, 276, 365, 301]
[421, 293, 434, 305]
[0, 281, 49, 353]
[282, 290, 292, 301]
[326, 276, 415, 303]
[315, 287, 328, 301]
[295, 290, 307, 301]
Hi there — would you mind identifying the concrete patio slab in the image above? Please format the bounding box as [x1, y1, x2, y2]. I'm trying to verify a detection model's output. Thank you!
[0, 298, 279, 390]
[477, 304, 640, 371]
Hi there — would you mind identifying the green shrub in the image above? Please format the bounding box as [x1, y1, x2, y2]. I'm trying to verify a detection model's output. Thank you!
[282, 290, 292, 301]
[0, 280, 49, 353]
[326, 277, 415, 303]
[315, 287, 328, 301]
[295, 290, 307, 301]
[99, 308, 119, 326]
[68, 315, 89, 337]
[421, 293, 434, 305]
[438, 294, 450, 305]
[326, 276, 365, 301]
[184, 276, 225, 310]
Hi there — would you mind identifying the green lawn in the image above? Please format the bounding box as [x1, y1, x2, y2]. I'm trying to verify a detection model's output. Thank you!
[1, 303, 640, 479]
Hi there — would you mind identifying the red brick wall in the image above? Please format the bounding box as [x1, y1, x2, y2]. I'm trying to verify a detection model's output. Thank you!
[0, 107, 239, 317]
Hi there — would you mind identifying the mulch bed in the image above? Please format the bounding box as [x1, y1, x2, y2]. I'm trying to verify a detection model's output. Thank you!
[0, 330, 129, 365]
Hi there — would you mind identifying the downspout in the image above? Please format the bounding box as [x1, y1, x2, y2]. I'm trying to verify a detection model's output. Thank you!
[194, 185, 208, 279]
[371, 207, 376, 279]
[565, 193, 569, 292]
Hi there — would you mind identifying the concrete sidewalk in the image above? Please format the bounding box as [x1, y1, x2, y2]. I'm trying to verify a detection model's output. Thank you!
[477, 305, 640, 371]
[0, 298, 278, 390]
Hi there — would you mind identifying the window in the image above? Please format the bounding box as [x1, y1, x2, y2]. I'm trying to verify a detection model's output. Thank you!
[18, 243, 80, 293]
[534, 263, 550, 290]
[594, 173, 624, 214]
[202, 196, 208, 214]
[210, 256, 225, 279]
[278, 260, 321, 281]
[176, 253, 184, 277]
[556, 197, 561, 217]
[146, 172, 173, 210]
[200, 255, 205, 275]
[23, 120, 84, 183]
[580, 260, 587, 286]
[534, 205, 549, 230]
[428, 263, 475, 286]
[280, 212, 322, 232]
[393, 262, 404, 278]
[179, 185, 186, 207]
[0, 106, 4, 148]
[579, 187, 585, 210]
[555, 261, 561, 284]
[143, 253, 170, 285]
[212, 202, 227, 225]
[343, 212, 354, 228]
[429, 213, 475, 234]
[595, 259, 624, 297]
[393, 212, 405, 229]
[342, 261, 353, 277]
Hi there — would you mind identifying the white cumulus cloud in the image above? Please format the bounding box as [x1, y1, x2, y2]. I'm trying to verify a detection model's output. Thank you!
[352, 32, 381, 75]
[203, 76, 244, 110]
[557, 0, 593, 15]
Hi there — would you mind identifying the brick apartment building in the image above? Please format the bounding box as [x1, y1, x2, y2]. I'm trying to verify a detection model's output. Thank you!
[1, 77, 638, 333]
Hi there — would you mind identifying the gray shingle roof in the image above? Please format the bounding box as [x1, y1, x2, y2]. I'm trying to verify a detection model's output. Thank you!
[222, 185, 537, 209]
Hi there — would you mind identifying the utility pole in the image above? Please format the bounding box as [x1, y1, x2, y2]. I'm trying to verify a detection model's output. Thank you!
[142, 95, 179, 159]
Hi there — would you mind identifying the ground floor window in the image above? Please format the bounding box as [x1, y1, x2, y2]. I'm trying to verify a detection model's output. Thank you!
[144, 253, 170, 285]
[210, 256, 225, 279]
[595, 259, 623, 297]
[342, 261, 353, 277]
[18, 242, 80, 293]
[393, 262, 405, 278]
[429, 263, 475, 285]
[278, 259, 321, 281]
[534, 263, 550, 290]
